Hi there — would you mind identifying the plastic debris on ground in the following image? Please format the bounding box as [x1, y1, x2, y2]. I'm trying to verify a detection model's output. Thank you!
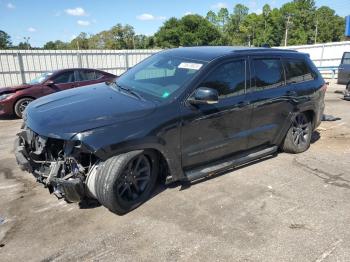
[321, 114, 341, 121]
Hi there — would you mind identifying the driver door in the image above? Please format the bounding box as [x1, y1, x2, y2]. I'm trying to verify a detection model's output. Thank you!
[42, 70, 77, 96]
[180, 58, 253, 169]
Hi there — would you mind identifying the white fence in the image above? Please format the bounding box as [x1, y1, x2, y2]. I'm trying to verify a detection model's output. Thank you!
[278, 41, 350, 78]
[278, 41, 350, 67]
[0, 49, 160, 87]
[1, 41, 349, 87]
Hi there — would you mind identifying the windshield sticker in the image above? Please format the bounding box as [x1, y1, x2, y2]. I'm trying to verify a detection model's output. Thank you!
[178, 62, 203, 70]
[162, 91, 170, 98]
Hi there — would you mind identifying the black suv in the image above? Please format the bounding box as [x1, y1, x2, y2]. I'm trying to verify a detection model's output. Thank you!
[15, 47, 326, 214]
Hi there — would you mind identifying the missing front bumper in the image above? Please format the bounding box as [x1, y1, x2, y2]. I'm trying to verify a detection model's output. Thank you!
[14, 132, 86, 203]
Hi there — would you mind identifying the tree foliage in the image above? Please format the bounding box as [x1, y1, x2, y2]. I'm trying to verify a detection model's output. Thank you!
[4, 0, 345, 50]
[0, 30, 12, 49]
[202, 0, 344, 47]
[155, 14, 221, 47]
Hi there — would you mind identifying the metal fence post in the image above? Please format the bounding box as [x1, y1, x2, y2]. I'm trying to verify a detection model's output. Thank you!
[125, 53, 129, 70]
[77, 51, 82, 68]
[320, 44, 325, 67]
[17, 52, 26, 84]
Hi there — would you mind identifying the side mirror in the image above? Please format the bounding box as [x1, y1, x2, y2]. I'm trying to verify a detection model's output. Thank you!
[188, 87, 219, 105]
[45, 80, 54, 86]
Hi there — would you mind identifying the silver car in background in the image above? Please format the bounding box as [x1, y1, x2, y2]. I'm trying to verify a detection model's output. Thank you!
[338, 52, 350, 91]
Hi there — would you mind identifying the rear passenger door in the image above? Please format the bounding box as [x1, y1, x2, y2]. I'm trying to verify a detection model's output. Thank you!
[246, 56, 293, 149]
[338, 52, 350, 85]
[75, 69, 104, 87]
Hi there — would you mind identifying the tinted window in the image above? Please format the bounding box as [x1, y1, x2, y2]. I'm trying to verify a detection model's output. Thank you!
[252, 59, 284, 90]
[284, 59, 314, 84]
[53, 71, 75, 84]
[342, 52, 350, 65]
[78, 70, 97, 81]
[200, 60, 246, 98]
[95, 71, 104, 79]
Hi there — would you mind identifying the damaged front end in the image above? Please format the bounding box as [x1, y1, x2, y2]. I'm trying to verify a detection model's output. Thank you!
[15, 126, 98, 202]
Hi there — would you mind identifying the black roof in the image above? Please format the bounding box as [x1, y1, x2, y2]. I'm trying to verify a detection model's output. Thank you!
[161, 46, 298, 62]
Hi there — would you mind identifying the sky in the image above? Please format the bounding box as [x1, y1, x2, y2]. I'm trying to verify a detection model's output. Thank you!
[0, 0, 349, 47]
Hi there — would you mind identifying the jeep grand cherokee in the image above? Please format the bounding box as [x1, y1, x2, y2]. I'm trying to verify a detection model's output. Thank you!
[15, 47, 326, 214]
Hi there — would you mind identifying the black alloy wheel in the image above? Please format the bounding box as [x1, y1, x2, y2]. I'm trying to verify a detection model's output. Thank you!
[291, 114, 310, 148]
[115, 154, 151, 203]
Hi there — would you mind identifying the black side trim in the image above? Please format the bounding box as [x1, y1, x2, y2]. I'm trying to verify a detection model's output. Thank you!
[184, 146, 278, 182]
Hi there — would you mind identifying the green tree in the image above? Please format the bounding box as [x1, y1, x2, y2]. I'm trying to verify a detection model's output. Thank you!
[217, 8, 230, 30]
[154, 17, 182, 47]
[87, 24, 135, 49]
[280, 0, 317, 45]
[43, 40, 69, 49]
[315, 6, 345, 43]
[16, 42, 31, 50]
[206, 11, 218, 25]
[226, 4, 250, 45]
[70, 32, 90, 49]
[0, 30, 12, 49]
[155, 15, 221, 47]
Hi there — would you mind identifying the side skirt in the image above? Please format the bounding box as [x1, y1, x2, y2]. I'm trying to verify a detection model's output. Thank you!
[184, 146, 278, 182]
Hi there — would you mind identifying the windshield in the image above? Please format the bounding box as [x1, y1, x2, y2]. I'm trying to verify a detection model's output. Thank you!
[116, 53, 206, 100]
[29, 72, 53, 84]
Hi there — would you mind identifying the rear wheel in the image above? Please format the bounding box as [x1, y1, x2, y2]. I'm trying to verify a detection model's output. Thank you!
[95, 150, 158, 215]
[282, 113, 312, 154]
[14, 98, 34, 118]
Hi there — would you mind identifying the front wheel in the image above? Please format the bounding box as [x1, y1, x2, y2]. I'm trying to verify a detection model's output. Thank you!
[94, 150, 158, 215]
[282, 113, 312, 154]
[14, 98, 34, 118]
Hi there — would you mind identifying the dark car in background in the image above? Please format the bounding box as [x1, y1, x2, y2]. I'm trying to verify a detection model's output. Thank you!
[0, 68, 116, 118]
[337, 52, 350, 90]
[15, 47, 326, 215]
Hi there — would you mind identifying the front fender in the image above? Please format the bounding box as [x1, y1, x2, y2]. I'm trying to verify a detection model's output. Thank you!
[73, 111, 184, 182]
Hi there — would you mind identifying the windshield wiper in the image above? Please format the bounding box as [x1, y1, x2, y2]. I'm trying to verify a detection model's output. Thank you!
[113, 82, 143, 100]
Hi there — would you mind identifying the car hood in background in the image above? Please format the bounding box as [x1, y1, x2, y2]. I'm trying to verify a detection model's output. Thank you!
[0, 84, 33, 94]
[25, 83, 156, 140]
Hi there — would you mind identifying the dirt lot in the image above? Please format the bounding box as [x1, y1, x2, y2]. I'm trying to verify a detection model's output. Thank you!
[0, 81, 349, 262]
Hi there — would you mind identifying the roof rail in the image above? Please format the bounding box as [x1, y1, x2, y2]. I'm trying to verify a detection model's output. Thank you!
[234, 48, 297, 53]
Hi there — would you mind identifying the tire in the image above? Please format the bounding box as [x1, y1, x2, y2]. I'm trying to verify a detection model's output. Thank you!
[14, 98, 34, 118]
[282, 113, 312, 154]
[94, 150, 158, 215]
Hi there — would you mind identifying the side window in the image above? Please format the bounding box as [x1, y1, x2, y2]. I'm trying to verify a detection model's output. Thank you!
[200, 60, 246, 98]
[284, 59, 314, 84]
[78, 70, 97, 81]
[52, 71, 75, 84]
[252, 58, 284, 90]
[95, 71, 104, 79]
[342, 52, 350, 65]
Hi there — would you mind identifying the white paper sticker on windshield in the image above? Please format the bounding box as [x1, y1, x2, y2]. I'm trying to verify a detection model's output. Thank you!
[178, 62, 203, 70]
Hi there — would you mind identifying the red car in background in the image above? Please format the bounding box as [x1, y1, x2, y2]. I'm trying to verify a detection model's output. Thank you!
[0, 68, 116, 118]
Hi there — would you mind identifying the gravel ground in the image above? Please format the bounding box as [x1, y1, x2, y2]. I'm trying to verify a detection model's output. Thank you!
[0, 81, 349, 262]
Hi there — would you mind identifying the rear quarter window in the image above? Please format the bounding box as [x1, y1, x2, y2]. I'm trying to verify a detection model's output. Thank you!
[252, 58, 284, 91]
[342, 52, 350, 65]
[284, 59, 315, 84]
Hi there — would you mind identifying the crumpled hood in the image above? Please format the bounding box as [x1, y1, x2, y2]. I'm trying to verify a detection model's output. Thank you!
[0, 84, 32, 94]
[25, 83, 156, 140]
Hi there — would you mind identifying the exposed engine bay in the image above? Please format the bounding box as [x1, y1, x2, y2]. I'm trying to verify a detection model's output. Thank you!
[15, 126, 98, 202]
